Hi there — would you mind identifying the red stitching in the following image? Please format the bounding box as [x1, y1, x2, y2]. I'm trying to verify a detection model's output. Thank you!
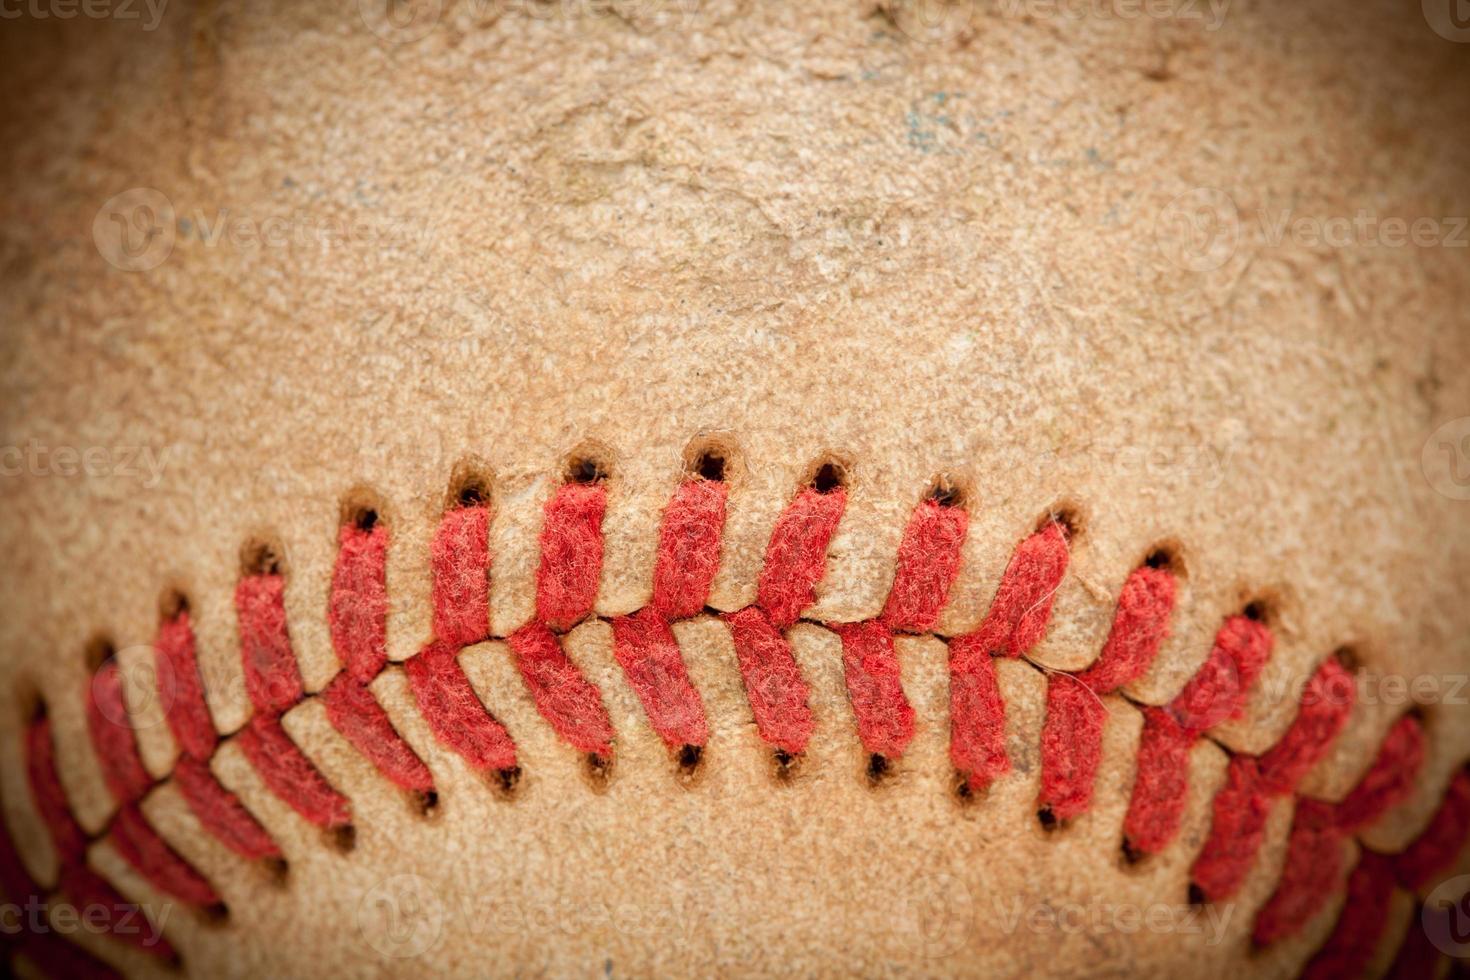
[1393, 768, 1470, 891]
[323, 519, 435, 797]
[235, 573, 304, 716]
[405, 638, 518, 775]
[24, 713, 177, 958]
[1297, 850, 1397, 979]
[10, 460, 1468, 975]
[235, 716, 352, 834]
[610, 608, 709, 751]
[1122, 614, 1273, 856]
[951, 522, 1071, 792]
[1040, 564, 1178, 820]
[1252, 714, 1426, 945]
[86, 657, 154, 805]
[1189, 655, 1356, 901]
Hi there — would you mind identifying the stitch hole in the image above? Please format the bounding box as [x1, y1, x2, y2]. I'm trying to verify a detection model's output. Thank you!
[262, 856, 290, 884]
[773, 749, 801, 780]
[83, 635, 115, 674]
[683, 434, 740, 483]
[202, 902, 230, 925]
[240, 537, 285, 577]
[1120, 839, 1148, 866]
[565, 448, 611, 485]
[1242, 597, 1276, 625]
[1333, 645, 1363, 674]
[159, 588, 190, 622]
[584, 753, 613, 787]
[340, 487, 384, 533]
[448, 458, 493, 509]
[410, 789, 439, 817]
[1143, 541, 1185, 577]
[952, 772, 977, 804]
[677, 744, 704, 773]
[328, 825, 356, 853]
[808, 461, 848, 494]
[493, 766, 522, 796]
[866, 753, 891, 784]
[926, 474, 969, 509]
[1036, 807, 1060, 832]
[1038, 504, 1083, 541]
[1187, 883, 1206, 908]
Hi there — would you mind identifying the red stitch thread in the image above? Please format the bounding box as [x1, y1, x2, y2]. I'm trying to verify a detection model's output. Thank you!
[756, 486, 847, 630]
[156, 610, 282, 862]
[328, 521, 389, 683]
[1298, 851, 1397, 980]
[950, 524, 1071, 792]
[0, 806, 129, 977]
[535, 481, 608, 632]
[508, 623, 616, 757]
[650, 478, 728, 621]
[724, 607, 814, 756]
[323, 520, 435, 797]
[431, 502, 491, 647]
[86, 658, 153, 805]
[1394, 769, 1470, 891]
[1121, 706, 1193, 854]
[1334, 713, 1425, 833]
[1121, 615, 1272, 856]
[1252, 799, 1346, 946]
[610, 609, 709, 751]
[321, 675, 435, 795]
[1189, 756, 1272, 901]
[155, 610, 219, 761]
[171, 756, 281, 862]
[404, 639, 518, 774]
[1389, 905, 1449, 980]
[235, 716, 352, 832]
[235, 574, 305, 717]
[1253, 714, 1425, 946]
[1189, 656, 1355, 901]
[25, 714, 176, 958]
[880, 497, 968, 633]
[1256, 657, 1356, 796]
[110, 804, 221, 908]
[948, 634, 1010, 792]
[834, 621, 914, 760]
[1039, 565, 1177, 820]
